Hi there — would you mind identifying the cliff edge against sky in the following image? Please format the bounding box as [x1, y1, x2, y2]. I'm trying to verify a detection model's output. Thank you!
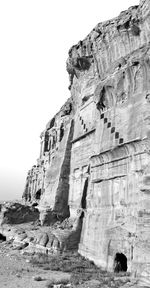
[23, 0, 150, 283]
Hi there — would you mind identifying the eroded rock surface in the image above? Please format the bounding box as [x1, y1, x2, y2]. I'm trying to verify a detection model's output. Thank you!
[0, 202, 39, 225]
[22, 0, 150, 283]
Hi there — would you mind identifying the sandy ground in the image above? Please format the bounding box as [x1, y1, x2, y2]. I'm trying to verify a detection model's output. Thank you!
[0, 242, 70, 288]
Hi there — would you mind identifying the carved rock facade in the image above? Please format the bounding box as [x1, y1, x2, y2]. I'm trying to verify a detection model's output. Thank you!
[23, 0, 150, 281]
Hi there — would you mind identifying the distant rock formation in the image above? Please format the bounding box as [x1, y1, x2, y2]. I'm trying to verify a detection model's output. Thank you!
[23, 0, 150, 282]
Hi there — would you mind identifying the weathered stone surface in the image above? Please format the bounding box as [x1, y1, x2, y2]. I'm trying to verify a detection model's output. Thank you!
[38, 232, 49, 247]
[138, 265, 150, 286]
[23, 0, 150, 282]
[23, 98, 74, 225]
[0, 202, 39, 225]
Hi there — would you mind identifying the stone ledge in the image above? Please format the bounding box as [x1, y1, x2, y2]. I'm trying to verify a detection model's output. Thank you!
[72, 129, 95, 144]
[92, 174, 127, 183]
[90, 138, 146, 168]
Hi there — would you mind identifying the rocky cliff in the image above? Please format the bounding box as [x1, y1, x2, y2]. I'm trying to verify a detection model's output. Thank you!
[23, 0, 150, 283]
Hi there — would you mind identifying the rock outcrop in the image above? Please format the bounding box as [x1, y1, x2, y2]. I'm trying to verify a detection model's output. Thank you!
[23, 0, 150, 282]
[0, 202, 39, 225]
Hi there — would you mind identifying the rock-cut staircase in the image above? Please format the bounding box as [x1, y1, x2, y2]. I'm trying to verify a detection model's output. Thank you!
[100, 111, 124, 145]
[79, 116, 88, 134]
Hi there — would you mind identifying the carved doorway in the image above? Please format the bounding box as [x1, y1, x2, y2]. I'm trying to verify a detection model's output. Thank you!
[114, 253, 127, 273]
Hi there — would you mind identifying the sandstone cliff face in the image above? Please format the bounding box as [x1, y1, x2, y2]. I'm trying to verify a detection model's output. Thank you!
[23, 98, 74, 224]
[23, 0, 150, 282]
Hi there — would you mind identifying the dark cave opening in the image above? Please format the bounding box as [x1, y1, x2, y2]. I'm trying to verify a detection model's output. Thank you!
[96, 86, 106, 111]
[35, 189, 41, 200]
[0, 233, 6, 242]
[114, 253, 127, 273]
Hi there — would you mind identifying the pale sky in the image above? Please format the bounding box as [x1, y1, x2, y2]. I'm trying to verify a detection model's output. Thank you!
[0, 0, 139, 201]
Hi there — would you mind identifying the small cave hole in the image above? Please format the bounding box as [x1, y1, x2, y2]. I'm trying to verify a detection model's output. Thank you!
[82, 95, 90, 105]
[114, 253, 127, 273]
[96, 87, 106, 111]
[35, 189, 41, 200]
[132, 61, 139, 66]
[0, 233, 6, 242]
[74, 57, 91, 71]
[131, 24, 140, 36]
[124, 20, 130, 30]
[32, 202, 38, 207]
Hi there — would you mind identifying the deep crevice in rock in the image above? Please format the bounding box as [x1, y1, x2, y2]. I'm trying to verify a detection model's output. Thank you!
[81, 178, 88, 210]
